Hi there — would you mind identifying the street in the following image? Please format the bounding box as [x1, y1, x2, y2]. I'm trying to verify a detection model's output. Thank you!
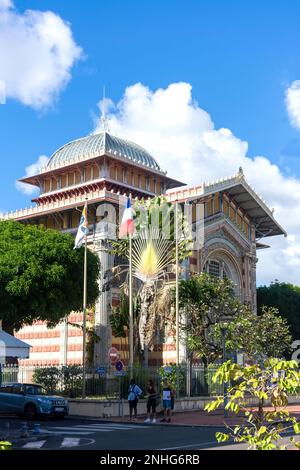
[0, 416, 230, 450]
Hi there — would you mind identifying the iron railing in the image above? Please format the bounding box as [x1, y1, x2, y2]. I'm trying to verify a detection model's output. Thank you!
[0, 364, 223, 399]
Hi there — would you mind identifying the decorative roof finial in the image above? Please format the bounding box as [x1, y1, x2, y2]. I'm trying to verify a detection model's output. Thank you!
[100, 85, 110, 132]
[238, 166, 244, 180]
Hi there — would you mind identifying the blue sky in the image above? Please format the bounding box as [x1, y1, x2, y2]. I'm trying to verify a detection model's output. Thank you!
[1, 0, 300, 210]
[1, 0, 300, 284]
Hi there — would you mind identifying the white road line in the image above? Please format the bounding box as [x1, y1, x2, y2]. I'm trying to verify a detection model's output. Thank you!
[73, 425, 145, 431]
[22, 440, 47, 449]
[160, 441, 224, 450]
[85, 424, 149, 429]
[42, 430, 93, 435]
[50, 426, 115, 432]
[60, 437, 80, 448]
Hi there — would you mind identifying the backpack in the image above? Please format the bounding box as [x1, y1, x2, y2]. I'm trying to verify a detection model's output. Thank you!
[128, 384, 141, 401]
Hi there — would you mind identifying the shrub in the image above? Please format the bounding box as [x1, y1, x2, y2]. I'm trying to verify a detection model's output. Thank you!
[32, 367, 61, 394]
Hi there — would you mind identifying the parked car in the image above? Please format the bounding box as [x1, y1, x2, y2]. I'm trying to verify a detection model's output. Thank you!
[0, 383, 69, 420]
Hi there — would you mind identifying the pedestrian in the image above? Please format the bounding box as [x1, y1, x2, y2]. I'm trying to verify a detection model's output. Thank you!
[161, 380, 173, 423]
[144, 379, 158, 424]
[127, 378, 142, 421]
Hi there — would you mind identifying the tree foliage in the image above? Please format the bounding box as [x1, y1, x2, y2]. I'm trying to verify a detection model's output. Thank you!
[205, 359, 300, 450]
[110, 195, 192, 264]
[110, 196, 192, 361]
[221, 306, 292, 361]
[178, 273, 246, 362]
[257, 281, 300, 340]
[0, 220, 100, 331]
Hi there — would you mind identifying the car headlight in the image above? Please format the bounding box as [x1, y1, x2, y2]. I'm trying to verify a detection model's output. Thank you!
[37, 398, 51, 404]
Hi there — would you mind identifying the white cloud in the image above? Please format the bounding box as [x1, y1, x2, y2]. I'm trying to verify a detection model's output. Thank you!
[0, 1, 82, 109]
[16, 155, 48, 195]
[285, 80, 300, 131]
[0, 0, 13, 10]
[94, 82, 300, 285]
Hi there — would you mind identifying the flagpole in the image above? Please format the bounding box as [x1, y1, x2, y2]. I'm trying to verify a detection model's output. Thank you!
[175, 199, 180, 398]
[82, 198, 88, 399]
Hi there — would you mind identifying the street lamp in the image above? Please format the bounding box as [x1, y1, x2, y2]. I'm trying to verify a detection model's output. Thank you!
[220, 322, 229, 418]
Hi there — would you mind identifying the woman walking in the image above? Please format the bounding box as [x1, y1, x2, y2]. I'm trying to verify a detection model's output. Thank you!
[144, 380, 158, 423]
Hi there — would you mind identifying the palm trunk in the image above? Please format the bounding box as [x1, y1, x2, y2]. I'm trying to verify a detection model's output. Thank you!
[138, 281, 155, 366]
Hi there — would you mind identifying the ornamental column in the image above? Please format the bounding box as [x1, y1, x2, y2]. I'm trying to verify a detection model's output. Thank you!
[250, 224, 258, 313]
[93, 222, 114, 367]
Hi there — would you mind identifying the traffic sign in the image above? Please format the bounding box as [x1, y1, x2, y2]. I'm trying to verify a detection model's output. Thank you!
[114, 370, 126, 376]
[108, 347, 120, 363]
[115, 360, 124, 372]
[96, 366, 106, 376]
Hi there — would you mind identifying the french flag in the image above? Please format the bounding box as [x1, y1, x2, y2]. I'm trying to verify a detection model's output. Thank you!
[119, 197, 135, 238]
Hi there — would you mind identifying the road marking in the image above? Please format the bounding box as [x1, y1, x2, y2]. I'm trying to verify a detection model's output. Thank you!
[160, 440, 226, 450]
[22, 440, 47, 449]
[60, 437, 80, 448]
[73, 425, 146, 430]
[41, 429, 93, 435]
[49, 426, 114, 432]
[92, 423, 149, 428]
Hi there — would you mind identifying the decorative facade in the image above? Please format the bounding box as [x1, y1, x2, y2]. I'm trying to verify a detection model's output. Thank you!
[2, 130, 286, 367]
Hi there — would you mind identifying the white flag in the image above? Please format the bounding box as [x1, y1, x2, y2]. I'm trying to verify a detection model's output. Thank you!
[74, 205, 89, 249]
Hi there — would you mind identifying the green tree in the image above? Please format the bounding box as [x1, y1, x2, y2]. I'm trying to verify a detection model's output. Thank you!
[179, 273, 246, 364]
[257, 281, 300, 340]
[0, 220, 100, 331]
[205, 359, 300, 450]
[221, 306, 292, 361]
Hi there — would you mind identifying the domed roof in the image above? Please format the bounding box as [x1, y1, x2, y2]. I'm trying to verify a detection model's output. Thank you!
[47, 131, 161, 171]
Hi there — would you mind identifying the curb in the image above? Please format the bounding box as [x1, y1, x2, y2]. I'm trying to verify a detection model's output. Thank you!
[67, 415, 230, 428]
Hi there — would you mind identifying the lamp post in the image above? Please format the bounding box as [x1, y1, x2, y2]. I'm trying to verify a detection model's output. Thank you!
[220, 322, 228, 418]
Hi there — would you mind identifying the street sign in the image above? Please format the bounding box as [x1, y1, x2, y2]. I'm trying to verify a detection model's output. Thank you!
[96, 366, 106, 376]
[114, 370, 126, 376]
[115, 360, 124, 372]
[108, 347, 119, 363]
[164, 366, 172, 373]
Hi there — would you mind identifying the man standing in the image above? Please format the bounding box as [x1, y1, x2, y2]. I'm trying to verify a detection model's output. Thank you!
[161, 380, 173, 423]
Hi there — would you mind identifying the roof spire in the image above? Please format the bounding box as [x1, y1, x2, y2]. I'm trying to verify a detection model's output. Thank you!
[237, 166, 244, 180]
[100, 85, 110, 132]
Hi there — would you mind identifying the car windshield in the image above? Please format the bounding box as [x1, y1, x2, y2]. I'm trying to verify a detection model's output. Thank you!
[25, 385, 47, 396]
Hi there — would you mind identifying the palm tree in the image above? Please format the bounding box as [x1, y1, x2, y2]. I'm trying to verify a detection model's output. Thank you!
[110, 196, 192, 364]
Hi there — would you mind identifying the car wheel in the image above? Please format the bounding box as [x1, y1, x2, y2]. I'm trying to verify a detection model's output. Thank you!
[24, 403, 37, 421]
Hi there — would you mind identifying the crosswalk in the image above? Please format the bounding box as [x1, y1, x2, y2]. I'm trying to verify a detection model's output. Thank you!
[41, 422, 149, 436]
[21, 438, 88, 449]
[18, 422, 150, 449]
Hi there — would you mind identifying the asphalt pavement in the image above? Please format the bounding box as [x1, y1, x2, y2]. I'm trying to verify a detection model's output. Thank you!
[0, 416, 230, 450]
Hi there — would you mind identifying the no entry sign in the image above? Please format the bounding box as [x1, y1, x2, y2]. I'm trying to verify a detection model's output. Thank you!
[108, 347, 119, 363]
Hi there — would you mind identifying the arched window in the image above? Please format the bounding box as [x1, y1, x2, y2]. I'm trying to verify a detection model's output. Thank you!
[204, 259, 229, 279]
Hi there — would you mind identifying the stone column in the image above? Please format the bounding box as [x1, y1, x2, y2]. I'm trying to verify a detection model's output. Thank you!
[93, 238, 112, 367]
[250, 225, 258, 313]
[59, 319, 68, 366]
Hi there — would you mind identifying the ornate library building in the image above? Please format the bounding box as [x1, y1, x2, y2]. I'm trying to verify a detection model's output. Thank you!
[2, 129, 286, 366]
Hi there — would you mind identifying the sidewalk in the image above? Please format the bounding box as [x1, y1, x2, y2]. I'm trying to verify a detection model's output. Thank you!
[98, 404, 300, 427]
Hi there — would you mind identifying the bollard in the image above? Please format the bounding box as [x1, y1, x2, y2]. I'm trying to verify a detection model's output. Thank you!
[33, 423, 41, 435]
[20, 422, 29, 438]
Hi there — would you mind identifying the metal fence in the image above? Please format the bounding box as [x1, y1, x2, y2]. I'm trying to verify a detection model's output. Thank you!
[0, 364, 223, 399]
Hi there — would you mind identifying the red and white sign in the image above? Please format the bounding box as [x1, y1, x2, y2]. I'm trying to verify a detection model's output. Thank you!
[108, 347, 120, 363]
